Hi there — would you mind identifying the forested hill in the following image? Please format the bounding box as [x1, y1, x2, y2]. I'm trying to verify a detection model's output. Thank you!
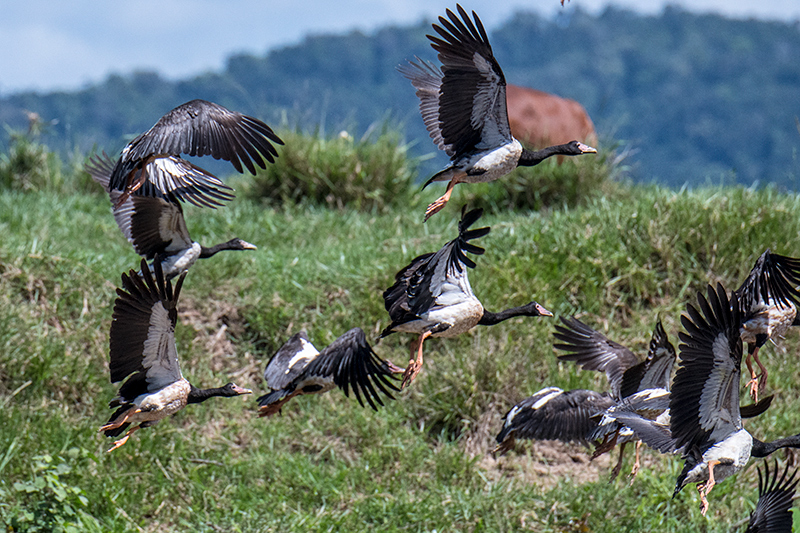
[1, 6, 799, 187]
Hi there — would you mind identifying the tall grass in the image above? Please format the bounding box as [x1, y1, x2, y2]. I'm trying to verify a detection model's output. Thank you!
[3, 137, 800, 531]
[242, 124, 420, 212]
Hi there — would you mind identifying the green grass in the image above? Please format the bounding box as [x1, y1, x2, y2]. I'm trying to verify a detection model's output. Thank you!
[3, 166, 800, 531]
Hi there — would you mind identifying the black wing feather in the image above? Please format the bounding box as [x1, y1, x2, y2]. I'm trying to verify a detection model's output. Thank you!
[746, 460, 799, 533]
[670, 283, 742, 453]
[553, 316, 639, 400]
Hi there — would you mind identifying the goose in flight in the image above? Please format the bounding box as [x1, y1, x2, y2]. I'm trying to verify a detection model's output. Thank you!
[553, 317, 675, 479]
[257, 329, 403, 417]
[734, 249, 800, 400]
[106, 99, 283, 208]
[381, 207, 551, 387]
[400, 5, 596, 221]
[100, 257, 251, 452]
[87, 152, 256, 279]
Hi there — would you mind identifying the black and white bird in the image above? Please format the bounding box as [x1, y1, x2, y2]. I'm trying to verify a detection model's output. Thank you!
[380, 207, 551, 388]
[745, 461, 799, 533]
[734, 249, 800, 400]
[87, 153, 257, 279]
[552, 317, 676, 478]
[106, 99, 283, 208]
[100, 257, 252, 452]
[494, 387, 615, 456]
[257, 329, 403, 417]
[400, 5, 596, 221]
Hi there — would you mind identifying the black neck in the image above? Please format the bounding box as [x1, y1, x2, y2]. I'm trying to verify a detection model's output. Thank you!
[751, 433, 800, 457]
[518, 144, 574, 167]
[479, 306, 534, 326]
[199, 239, 243, 258]
[187, 385, 233, 404]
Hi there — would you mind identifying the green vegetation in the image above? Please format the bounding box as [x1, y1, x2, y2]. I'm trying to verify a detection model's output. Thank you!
[242, 126, 418, 212]
[2, 135, 800, 532]
[2, 7, 800, 188]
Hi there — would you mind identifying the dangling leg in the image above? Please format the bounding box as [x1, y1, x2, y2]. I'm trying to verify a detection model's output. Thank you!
[744, 344, 760, 402]
[106, 424, 143, 452]
[402, 331, 431, 389]
[99, 407, 139, 432]
[753, 347, 769, 395]
[609, 441, 628, 481]
[629, 440, 642, 482]
[699, 460, 721, 516]
[424, 180, 458, 222]
[592, 429, 619, 460]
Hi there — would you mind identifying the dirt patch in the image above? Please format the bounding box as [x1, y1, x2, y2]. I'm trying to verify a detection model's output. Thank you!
[480, 439, 615, 490]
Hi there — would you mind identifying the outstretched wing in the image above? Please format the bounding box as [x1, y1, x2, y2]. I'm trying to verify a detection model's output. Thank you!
[735, 249, 800, 312]
[425, 5, 513, 159]
[407, 206, 490, 316]
[299, 328, 400, 411]
[553, 316, 639, 400]
[496, 387, 615, 448]
[109, 257, 185, 402]
[108, 99, 283, 204]
[87, 153, 195, 258]
[670, 283, 743, 452]
[618, 319, 676, 398]
[381, 207, 489, 333]
[746, 460, 799, 533]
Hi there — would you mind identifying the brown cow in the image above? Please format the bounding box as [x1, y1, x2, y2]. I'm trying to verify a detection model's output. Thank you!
[505, 84, 597, 152]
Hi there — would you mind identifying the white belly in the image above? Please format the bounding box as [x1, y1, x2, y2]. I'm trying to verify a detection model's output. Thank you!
[157, 242, 201, 279]
[741, 300, 797, 343]
[128, 379, 191, 424]
[457, 140, 522, 183]
[683, 429, 752, 486]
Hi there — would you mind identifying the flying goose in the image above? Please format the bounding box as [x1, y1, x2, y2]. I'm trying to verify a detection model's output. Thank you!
[745, 461, 798, 533]
[494, 387, 615, 456]
[552, 317, 676, 479]
[106, 99, 283, 207]
[257, 329, 403, 417]
[100, 257, 251, 452]
[734, 249, 800, 400]
[400, 5, 596, 221]
[380, 207, 551, 387]
[87, 153, 257, 279]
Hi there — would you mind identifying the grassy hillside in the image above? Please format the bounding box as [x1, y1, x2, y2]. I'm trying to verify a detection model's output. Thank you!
[2, 139, 800, 531]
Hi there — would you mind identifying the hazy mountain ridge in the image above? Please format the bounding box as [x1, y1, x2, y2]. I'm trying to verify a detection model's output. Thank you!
[1, 6, 799, 186]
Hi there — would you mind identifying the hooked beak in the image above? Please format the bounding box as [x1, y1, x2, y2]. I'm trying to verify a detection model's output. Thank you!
[232, 385, 253, 395]
[577, 142, 597, 154]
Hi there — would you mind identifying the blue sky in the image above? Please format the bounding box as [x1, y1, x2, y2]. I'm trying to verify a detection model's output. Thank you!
[2, 0, 799, 95]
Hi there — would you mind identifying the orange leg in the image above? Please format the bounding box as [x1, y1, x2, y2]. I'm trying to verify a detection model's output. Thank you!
[753, 349, 769, 394]
[629, 440, 642, 483]
[402, 331, 431, 389]
[698, 460, 721, 516]
[424, 180, 457, 222]
[106, 424, 142, 453]
[744, 346, 761, 402]
[99, 407, 139, 432]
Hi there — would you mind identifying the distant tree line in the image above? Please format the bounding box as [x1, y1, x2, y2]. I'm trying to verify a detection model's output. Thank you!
[1, 6, 799, 187]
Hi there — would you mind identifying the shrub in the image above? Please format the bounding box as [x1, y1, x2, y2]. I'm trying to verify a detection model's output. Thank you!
[243, 124, 419, 212]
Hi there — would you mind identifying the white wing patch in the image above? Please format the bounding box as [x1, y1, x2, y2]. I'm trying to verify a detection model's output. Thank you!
[532, 388, 564, 410]
[285, 339, 320, 374]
